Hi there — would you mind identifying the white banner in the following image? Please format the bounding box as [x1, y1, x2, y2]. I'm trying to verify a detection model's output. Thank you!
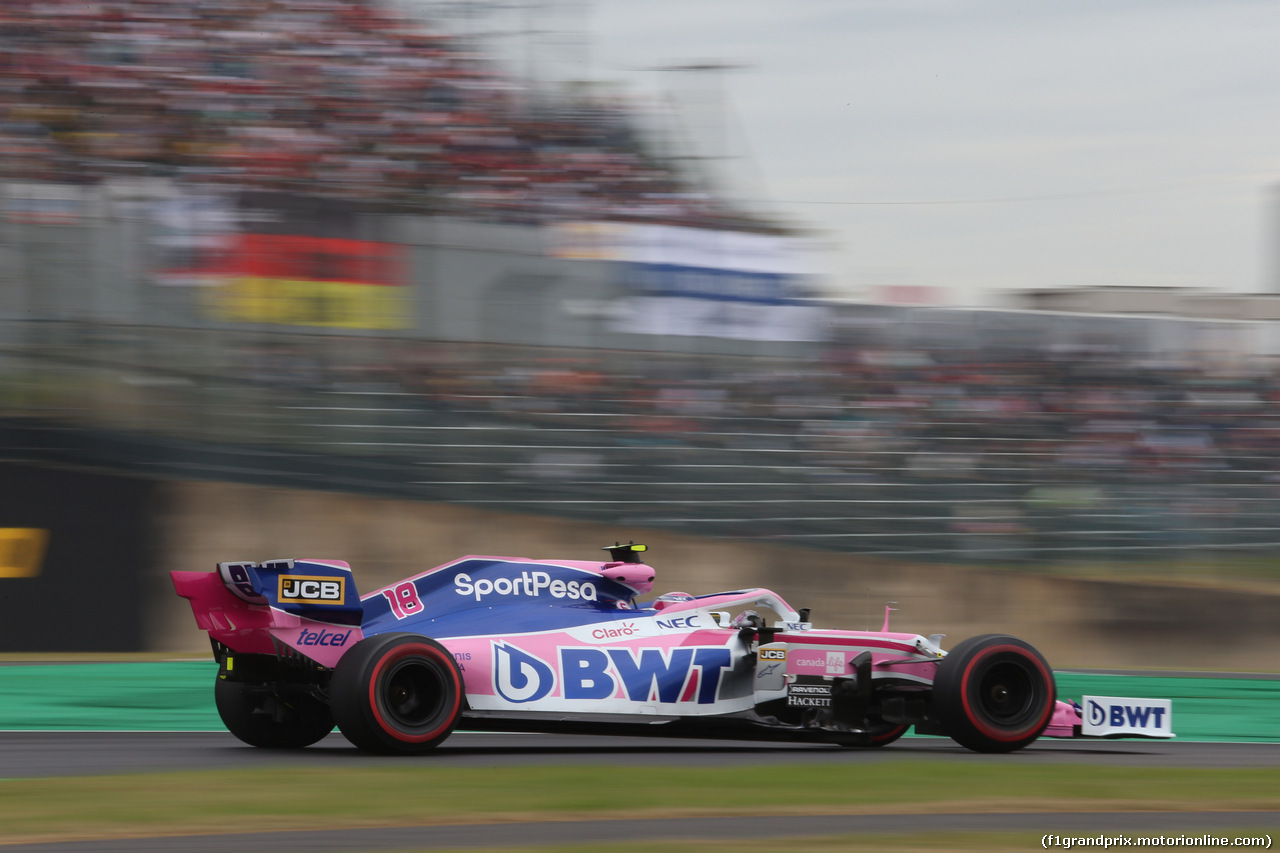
[549, 222, 817, 274]
[615, 296, 827, 342]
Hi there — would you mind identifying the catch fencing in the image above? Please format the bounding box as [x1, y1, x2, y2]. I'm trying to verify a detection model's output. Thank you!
[3, 181, 1279, 570]
[3, 321, 1280, 569]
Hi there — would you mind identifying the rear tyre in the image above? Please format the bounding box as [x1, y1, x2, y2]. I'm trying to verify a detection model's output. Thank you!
[836, 719, 910, 748]
[863, 719, 910, 747]
[932, 634, 1055, 753]
[214, 678, 334, 749]
[330, 633, 463, 755]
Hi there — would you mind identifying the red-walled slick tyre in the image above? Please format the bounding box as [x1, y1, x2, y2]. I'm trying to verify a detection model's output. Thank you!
[330, 633, 463, 755]
[933, 634, 1056, 753]
[836, 719, 910, 749]
[863, 720, 910, 747]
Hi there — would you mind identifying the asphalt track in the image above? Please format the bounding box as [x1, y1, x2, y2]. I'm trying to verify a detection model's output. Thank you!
[5, 730, 1280, 777]
[3, 732, 1278, 852]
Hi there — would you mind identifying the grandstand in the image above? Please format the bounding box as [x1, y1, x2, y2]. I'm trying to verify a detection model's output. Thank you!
[0, 0, 765, 230]
[2, 0, 1280, 579]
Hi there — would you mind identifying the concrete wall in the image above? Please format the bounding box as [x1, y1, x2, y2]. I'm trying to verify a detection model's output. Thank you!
[150, 480, 1280, 672]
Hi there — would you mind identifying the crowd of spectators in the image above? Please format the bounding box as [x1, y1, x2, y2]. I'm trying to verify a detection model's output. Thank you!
[420, 345, 1280, 487]
[221, 331, 1280, 492]
[0, 0, 755, 228]
[442, 343, 1280, 556]
[8, 317, 1278, 558]
[181, 335, 1276, 558]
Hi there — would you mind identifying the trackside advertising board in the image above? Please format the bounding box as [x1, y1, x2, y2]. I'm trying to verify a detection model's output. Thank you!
[0, 462, 156, 651]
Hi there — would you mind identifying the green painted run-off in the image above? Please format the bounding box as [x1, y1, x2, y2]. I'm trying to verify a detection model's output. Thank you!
[0, 662, 1276, 741]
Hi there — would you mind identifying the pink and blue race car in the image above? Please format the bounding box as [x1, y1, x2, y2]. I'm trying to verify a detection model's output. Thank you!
[172, 544, 1173, 754]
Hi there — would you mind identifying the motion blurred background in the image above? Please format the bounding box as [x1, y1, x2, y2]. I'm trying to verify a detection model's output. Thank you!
[1, 0, 1278, 667]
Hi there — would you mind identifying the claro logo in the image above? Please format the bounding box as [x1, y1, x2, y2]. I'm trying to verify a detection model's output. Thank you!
[592, 622, 638, 640]
[279, 575, 346, 605]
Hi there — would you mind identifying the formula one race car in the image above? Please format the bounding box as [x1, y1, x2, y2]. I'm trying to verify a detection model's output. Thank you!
[172, 544, 1173, 754]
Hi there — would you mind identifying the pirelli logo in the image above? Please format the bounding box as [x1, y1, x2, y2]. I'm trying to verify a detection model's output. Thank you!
[279, 575, 346, 605]
[0, 528, 49, 578]
[758, 648, 787, 661]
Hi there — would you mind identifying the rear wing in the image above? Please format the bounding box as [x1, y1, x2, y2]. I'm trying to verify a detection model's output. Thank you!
[171, 559, 365, 667]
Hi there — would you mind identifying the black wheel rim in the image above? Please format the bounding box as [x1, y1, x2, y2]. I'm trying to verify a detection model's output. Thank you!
[975, 659, 1038, 725]
[382, 659, 446, 730]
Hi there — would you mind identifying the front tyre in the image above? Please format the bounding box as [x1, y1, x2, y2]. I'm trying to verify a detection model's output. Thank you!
[933, 634, 1055, 753]
[330, 633, 463, 755]
[214, 678, 334, 749]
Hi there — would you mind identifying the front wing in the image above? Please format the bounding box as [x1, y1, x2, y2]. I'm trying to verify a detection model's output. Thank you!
[1044, 695, 1175, 740]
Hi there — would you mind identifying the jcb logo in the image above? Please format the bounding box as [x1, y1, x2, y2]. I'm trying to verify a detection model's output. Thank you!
[0, 529, 48, 578]
[279, 575, 345, 605]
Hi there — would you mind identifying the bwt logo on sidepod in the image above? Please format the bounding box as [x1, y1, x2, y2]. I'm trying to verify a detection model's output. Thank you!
[279, 575, 345, 605]
[493, 642, 555, 704]
[559, 647, 733, 705]
[490, 645, 735, 706]
[455, 571, 598, 603]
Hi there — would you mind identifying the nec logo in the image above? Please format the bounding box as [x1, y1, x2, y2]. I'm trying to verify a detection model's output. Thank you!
[655, 616, 700, 630]
[279, 575, 346, 605]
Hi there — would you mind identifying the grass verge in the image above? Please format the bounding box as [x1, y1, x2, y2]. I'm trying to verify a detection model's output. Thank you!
[2, 762, 1277, 845]
[384, 833, 1280, 853]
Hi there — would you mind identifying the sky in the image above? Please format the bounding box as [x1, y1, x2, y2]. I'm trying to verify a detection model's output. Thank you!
[421, 0, 1280, 306]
